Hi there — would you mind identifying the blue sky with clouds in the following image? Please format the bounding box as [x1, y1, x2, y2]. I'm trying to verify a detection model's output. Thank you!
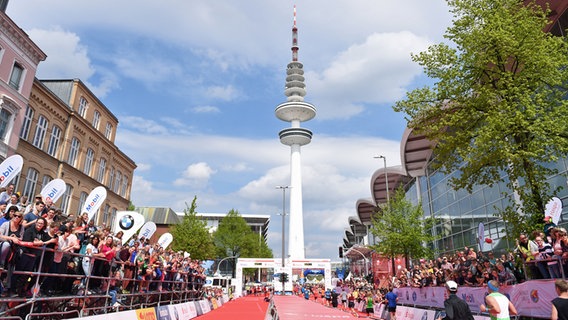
[7, 1, 452, 261]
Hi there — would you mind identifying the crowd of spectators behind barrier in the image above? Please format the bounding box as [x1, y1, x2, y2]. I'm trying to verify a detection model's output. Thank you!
[390, 218, 568, 288]
[0, 185, 208, 307]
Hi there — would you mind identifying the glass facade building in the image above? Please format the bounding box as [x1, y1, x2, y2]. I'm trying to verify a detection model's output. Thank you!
[348, 129, 568, 258]
[406, 159, 568, 256]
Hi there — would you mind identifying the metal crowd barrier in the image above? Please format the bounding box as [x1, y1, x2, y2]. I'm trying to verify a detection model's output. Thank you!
[0, 243, 208, 319]
[522, 255, 567, 280]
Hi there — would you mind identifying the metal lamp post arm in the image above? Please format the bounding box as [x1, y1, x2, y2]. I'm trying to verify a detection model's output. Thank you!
[348, 247, 369, 276]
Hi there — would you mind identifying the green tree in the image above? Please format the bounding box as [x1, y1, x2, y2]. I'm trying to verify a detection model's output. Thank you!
[170, 196, 216, 260]
[252, 235, 273, 258]
[393, 0, 568, 237]
[369, 187, 433, 269]
[213, 209, 262, 277]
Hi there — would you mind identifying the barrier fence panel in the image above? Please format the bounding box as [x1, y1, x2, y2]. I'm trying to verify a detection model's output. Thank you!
[0, 243, 219, 319]
[394, 279, 555, 319]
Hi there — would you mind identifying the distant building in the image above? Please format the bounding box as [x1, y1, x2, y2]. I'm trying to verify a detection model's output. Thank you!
[135, 206, 181, 242]
[196, 212, 270, 242]
[135, 207, 270, 243]
[16, 79, 136, 228]
[0, 8, 46, 159]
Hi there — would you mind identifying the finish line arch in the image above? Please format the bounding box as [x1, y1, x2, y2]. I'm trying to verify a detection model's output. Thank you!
[234, 258, 331, 298]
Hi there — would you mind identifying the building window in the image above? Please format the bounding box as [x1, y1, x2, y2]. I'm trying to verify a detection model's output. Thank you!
[22, 167, 38, 200]
[114, 171, 121, 193]
[97, 158, 106, 183]
[11, 174, 20, 192]
[78, 97, 88, 117]
[47, 126, 62, 157]
[109, 208, 117, 230]
[105, 123, 112, 140]
[41, 175, 52, 192]
[68, 137, 80, 167]
[121, 175, 128, 197]
[92, 110, 100, 129]
[8, 62, 24, 90]
[108, 167, 114, 190]
[102, 204, 110, 226]
[77, 191, 88, 216]
[60, 184, 73, 213]
[20, 106, 34, 140]
[83, 148, 94, 175]
[32, 115, 48, 149]
[0, 108, 11, 141]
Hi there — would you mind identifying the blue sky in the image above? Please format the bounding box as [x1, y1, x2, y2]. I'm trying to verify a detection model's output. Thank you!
[7, 1, 452, 261]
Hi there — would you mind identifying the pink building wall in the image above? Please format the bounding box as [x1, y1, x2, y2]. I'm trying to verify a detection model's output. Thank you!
[0, 9, 46, 158]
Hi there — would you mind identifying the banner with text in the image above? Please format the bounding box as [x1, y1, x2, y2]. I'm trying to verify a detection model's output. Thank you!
[0, 154, 23, 188]
[395, 280, 555, 318]
[82, 186, 107, 221]
[40, 178, 66, 204]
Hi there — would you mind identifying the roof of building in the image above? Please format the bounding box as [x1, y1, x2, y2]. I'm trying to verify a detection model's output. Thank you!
[135, 206, 182, 225]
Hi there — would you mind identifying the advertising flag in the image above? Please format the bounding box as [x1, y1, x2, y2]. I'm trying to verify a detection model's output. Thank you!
[114, 211, 145, 245]
[82, 186, 107, 221]
[545, 196, 562, 225]
[157, 232, 173, 249]
[0, 154, 23, 188]
[40, 178, 66, 204]
[138, 221, 157, 240]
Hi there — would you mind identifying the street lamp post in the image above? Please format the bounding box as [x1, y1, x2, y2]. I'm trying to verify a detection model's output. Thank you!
[215, 255, 238, 276]
[347, 247, 369, 277]
[276, 186, 290, 268]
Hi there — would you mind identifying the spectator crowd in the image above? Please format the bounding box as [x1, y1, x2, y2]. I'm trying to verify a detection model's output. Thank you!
[390, 219, 568, 289]
[0, 184, 207, 306]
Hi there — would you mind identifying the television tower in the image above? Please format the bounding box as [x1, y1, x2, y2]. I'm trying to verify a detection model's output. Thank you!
[275, 5, 316, 259]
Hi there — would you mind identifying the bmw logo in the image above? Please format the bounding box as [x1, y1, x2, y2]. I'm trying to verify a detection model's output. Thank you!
[119, 215, 134, 230]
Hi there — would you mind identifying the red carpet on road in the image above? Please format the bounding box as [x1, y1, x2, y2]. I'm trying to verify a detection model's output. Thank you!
[200, 295, 361, 319]
[197, 295, 269, 320]
[273, 295, 359, 319]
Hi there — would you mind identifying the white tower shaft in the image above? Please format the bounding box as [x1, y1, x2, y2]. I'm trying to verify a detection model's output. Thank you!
[288, 144, 304, 259]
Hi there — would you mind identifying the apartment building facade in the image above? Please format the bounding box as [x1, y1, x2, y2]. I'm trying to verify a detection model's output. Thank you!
[16, 78, 136, 228]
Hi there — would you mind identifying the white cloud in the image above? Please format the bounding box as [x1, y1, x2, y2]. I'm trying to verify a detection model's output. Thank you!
[27, 27, 119, 98]
[113, 55, 183, 87]
[308, 31, 432, 120]
[191, 106, 220, 114]
[29, 27, 94, 79]
[173, 162, 217, 187]
[221, 162, 251, 173]
[159, 117, 184, 128]
[205, 85, 239, 101]
[118, 116, 169, 135]
[130, 175, 154, 203]
[135, 163, 152, 172]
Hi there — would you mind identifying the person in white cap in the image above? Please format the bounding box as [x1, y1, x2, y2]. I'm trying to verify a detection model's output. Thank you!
[437, 280, 474, 320]
[480, 280, 517, 320]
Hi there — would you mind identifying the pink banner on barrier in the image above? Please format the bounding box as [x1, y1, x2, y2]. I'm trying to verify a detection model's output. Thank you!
[394, 280, 556, 318]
